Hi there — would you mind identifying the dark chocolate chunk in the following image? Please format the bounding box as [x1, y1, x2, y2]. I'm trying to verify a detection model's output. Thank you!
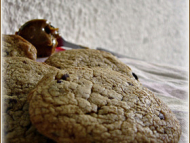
[5, 51, 9, 55]
[127, 82, 134, 86]
[108, 97, 114, 99]
[23, 60, 27, 64]
[57, 80, 62, 83]
[132, 72, 138, 80]
[62, 74, 69, 80]
[159, 113, 165, 120]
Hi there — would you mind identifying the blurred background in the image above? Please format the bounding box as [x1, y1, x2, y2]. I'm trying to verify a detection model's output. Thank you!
[2, 0, 189, 67]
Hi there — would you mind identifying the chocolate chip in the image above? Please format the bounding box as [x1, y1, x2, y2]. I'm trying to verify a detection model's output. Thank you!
[127, 82, 134, 86]
[132, 72, 138, 80]
[5, 51, 9, 55]
[23, 60, 27, 64]
[159, 113, 165, 120]
[57, 80, 62, 83]
[108, 97, 114, 99]
[62, 74, 69, 80]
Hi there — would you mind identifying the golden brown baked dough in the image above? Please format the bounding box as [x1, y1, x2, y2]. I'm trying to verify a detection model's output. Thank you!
[28, 67, 181, 143]
[45, 49, 139, 81]
[2, 57, 59, 143]
[2, 34, 37, 60]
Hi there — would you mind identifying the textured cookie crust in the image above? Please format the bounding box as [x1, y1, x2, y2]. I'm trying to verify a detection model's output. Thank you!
[2, 57, 59, 143]
[2, 34, 37, 60]
[3, 57, 60, 95]
[45, 49, 137, 81]
[28, 67, 181, 143]
[3, 94, 55, 143]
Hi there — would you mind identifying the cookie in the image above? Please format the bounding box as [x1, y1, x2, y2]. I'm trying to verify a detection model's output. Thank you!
[28, 67, 181, 143]
[45, 49, 138, 81]
[2, 34, 37, 60]
[3, 94, 55, 143]
[2, 57, 59, 143]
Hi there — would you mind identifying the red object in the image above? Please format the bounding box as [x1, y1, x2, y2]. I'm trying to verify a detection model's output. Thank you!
[56, 47, 66, 52]
[56, 36, 65, 47]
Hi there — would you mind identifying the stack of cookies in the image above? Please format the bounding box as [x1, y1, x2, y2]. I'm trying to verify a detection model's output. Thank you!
[2, 35, 181, 143]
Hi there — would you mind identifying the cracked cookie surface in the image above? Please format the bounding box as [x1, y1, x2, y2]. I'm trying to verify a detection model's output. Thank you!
[2, 57, 59, 143]
[28, 67, 181, 143]
[2, 34, 37, 60]
[45, 49, 137, 81]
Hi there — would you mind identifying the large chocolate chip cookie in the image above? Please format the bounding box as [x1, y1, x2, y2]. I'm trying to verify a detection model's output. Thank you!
[28, 67, 181, 143]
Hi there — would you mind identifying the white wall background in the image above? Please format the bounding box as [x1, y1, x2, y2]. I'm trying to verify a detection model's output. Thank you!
[2, 0, 189, 67]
